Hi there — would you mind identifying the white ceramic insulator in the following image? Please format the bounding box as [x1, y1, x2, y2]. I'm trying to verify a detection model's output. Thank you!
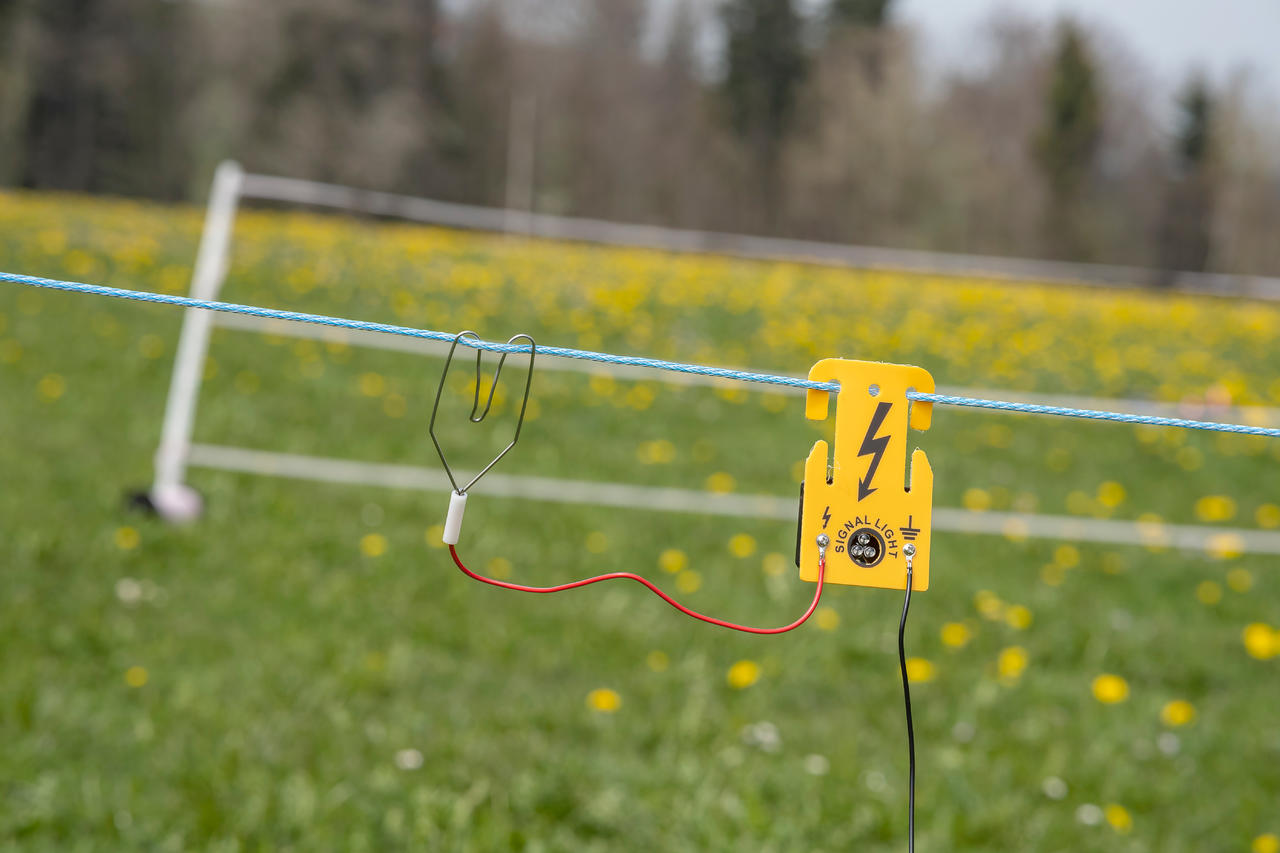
[442, 491, 468, 545]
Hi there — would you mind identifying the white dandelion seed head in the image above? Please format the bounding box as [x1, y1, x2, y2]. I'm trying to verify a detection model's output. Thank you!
[1076, 803, 1103, 826]
[803, 754, 830, 776]
[115, 578, 143, 605]
[1041, 776, 1068, 800]
[394, 748, 424, 770]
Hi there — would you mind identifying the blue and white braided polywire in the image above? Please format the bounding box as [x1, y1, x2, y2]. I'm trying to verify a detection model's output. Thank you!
[4, 270, 1280, 439]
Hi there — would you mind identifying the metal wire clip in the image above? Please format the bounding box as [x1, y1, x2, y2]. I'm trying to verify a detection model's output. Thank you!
[429, 330, 536, 497]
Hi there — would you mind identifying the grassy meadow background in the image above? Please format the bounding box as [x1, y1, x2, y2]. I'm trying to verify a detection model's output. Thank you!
[1, 191, 1278, 851]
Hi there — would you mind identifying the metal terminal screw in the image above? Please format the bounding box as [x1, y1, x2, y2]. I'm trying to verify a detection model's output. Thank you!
[903, 543, 916, 557]
[816, 534, 830, 550]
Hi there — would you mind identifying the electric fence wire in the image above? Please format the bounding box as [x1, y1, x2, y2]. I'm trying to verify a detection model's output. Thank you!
[6, 270, 1280, 439]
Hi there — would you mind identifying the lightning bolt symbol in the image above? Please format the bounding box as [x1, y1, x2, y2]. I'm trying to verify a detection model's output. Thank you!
[821, 506, 832, 529]
[857, 402, 892, 501]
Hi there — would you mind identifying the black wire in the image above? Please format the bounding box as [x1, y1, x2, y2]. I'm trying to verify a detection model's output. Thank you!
[897, 562, 916, 853]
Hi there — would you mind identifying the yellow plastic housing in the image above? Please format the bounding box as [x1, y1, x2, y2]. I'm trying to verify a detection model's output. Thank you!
[798, 359, 935, 591]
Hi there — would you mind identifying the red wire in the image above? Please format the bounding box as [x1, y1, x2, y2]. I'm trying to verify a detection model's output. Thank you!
[448, 544, 825, 635]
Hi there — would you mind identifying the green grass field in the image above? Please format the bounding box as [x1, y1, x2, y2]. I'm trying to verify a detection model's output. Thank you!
[1, 191, 1278, 851]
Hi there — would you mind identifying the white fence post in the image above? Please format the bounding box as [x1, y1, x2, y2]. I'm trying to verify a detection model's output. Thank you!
[149, 160, 244, 520]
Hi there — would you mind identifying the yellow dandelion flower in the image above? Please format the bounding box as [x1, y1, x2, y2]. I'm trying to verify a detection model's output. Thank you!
[1137, 513, 1169, 550]
[714, 386, 746, 404]
[974, 589, 1005, 621]
[624, 385, 656, 411]
[585, 531, 608, 553]
[587, 688, 621, 713]
[816, 606, 840, 631]
[1001, 518, 1029, 542]
[1254, 833, 1280, 853]
[905, 657, 936, 683]
[675, 570, 702, 594]
[646, 651, 669, 672]
[425, 525, 445, 549]
[1104, 804, 1132, 834]
[658, 548, 687, 574]
[1005, 605, 1033, 630]
[940, 622, 972, 649]
[1257, 504, 1280, 529]
[124, 666, 148, 688]
[1242, 623, 1278, 660]
[138, 334, 165, 359]
[727, 659, 761, 689]
[1091, 674, 1130, 704]
[728, 533, 757, 559]
[1160, 699, 1196, 727]
[487, 557, 512, 579]
[997, 646, 1028, 683]
[637, 439, 677, 465]
[1207, 533, 1245, 560]
[762, 552, 788, 577]
[1041, 564, 1066, 586]
[1176, 446, 1204, 471]
[588, 375, 616, 398]
[1196, 580, 1222, 605]
[360, 533, 388, 558]
[760, 392, 787, 412]
[1066, 490, 1096, 515]
[1046, 447, 1072, 471]
[1195, 495, 1237, 523]
[1054, 544, 1080, 569]
[114, 526, 140, 551]
[37, 373, 66, 402]
[984, 424, 1013, 449]
[1096, 481, 1127, 508]
[382, 394, 407, 418]
[706, 472, 736, 494]
[1101, 552, 1126, 575]
[358, 372, 386, 397]
[1227, 568, 1253, 593]
[962, 488, 991, 512]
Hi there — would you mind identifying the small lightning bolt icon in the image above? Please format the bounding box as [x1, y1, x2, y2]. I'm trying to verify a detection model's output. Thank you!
[821, 506, 832, 529]
[857, 402, 892, 501]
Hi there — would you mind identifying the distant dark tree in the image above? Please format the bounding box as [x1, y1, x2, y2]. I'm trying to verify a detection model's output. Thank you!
[648, 0, 714, 226]
[721, 0, 808, 224]
[13, 0, 192, 197]
[1157, 75, 1216, 279]
[0, 0, 31, 183]
[238, 0, 451, 194]
[1032, 20, 1101, 260]
[1175, 77, 1213, 168]
[558, 0, 649, 219]
[451, 1, 515, 206]
[824, 0, 893, 86]
[829, 0, 891, 27]
[664, 0, 701, 83]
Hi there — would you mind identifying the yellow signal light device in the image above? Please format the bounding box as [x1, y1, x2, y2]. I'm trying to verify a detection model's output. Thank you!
[797, 359, 935, 591]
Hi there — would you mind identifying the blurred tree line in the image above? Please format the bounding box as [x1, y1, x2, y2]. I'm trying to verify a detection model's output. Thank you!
[2, 0, 1279, 277]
